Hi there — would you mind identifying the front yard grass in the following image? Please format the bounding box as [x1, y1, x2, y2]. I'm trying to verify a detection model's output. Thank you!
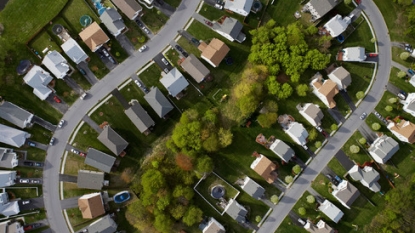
[63, 182, 92, 198]
[61, 0, 100, 32]
[64, 153, 100, 176]
[66, 207, 92, 231]
[18, 166, 43, 179]
[72, 123, 110, 154]
[392, 47, 415, 69]
[53, 79, 79, 105]
[7, 187, 39, 199]
[24, 147, 47, 161]
[333, 94, 351, 116]
[164, 0, 182, 8]
[24, 209, 47, 224]
[327, 157, 347, 176]
[389, 67, 414, 94]
[140, 7, 169, 33]
[123, 17, 148, 50]
[342, 62, 374, 103]
[341, 130, 371, 165]
[275, 216, 308, 233]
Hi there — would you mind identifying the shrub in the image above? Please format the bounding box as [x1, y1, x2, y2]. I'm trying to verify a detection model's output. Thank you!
[306, 195, 315, 204]
[255, 216, 262, 223]
[298, 207, 306, 215]
[271, 195, 279, 204]
[400, 52, 410, 61]
[359, 137, 367, 145]
[356, 91, 365, 100]
[331, 124, 338, 131]
[292, 165, 301, 174]
[350, 145, 360, 154]
[285, 175, 294, 184]
[315, 141, 322, 148]
[372, 122, 381, 131]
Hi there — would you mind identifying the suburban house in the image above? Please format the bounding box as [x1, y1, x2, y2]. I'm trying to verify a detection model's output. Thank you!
[368, 135, 399, 164]
[77, 170, 105, 190]
[318, 200, 344, 223]
[85, 214, 118, 233]
[112, 0, 142, 20]
[160, 68, 189, 98]
[303, 0, 341, 21]
[387, 119, 415, 143]
[61, 38, 89, 64]
[79, 22, 110, 52]
[201, 217, 225, 233]
[0, 170, 17, 188]
[198, 38, 230, 68]
[100, 8, 126, 36]
[98, 125, 128, 156]
[224, 0, 254, 16]
[0, 192, 19, 216]
[323, 14, 352, 37]
[327, 66, 351, 91]
[0, 100, 34, 129]
[0, 124, 31, 148]
[269, 139, 295, 163]
[402, 93, 415, 117]
[297, 103, 324, 127]
[78, 192, 105, 219]
[223, 199, 248, 223]
[124, 100, 155, 134]
[338, 47, 367, 62]
[85, 148, 116, 173]
[0, 148, 19, 169]
[212, 16, 246, 43]
[286, 122, 308, 146]
[410, 75, 415, 88]
[0, 220, 24, 233]
[180, 54, 211, 83]
[304, 219, 335, 233]
[23, 65, 53, 100]
[239, 176, 265, 200]
[144, 87, 174, 118]
[311, 74, 339, 108]
[348, 165, 381, 192]
[41, 50, 71, 79]
[250, 154, 277, 184]
[331, 180, 360, 209]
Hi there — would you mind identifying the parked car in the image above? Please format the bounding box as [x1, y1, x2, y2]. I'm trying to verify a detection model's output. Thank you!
[405, 46, 413, 53]
[101, 48, 110, 57]
[79, 68, 87, 75]
[369, 53, 378, 57]
[28, 142, 36, 147]
[49, 137, 55, 146]
[108, 56, 117, 64]
[360, 112, 367, 120]
[71, 149, 80, 155]
[23, 225, 33, 231]
[204, 20, 213, 26]
[182, 51, 189, 58]
[58, 120, 65, 128]
[53, 96, 61, 103]
[214, 3, 223, 9]
[374, 111, 381, 118]
[31, 180, 40, 184]
[24, 161, 34, 166]
[34, 162, 42, 167]
[135, 20, 143, 27]
[321, 131, 329, 138]
[398, 90, 407, 100]
[161, 58, 169, 66]
[138, 45, 147, 52]
[175, 45, 183, 52]
[408, 69, 415, 76]
[334, 175, 342, 183]
[191, 38, 200, 46]
[79, 152, 87, 157]
[163, 68, 169, 73]
[134, 80, 142, 87]
[316, 126, 323, 132]
[20, 179, 29, 183]
[302, 145, 308, 150]
[80, 92, 88, 100]
[143, 27, 150, 34]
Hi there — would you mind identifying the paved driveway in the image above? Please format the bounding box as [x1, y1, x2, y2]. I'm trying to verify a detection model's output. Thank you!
[63, 76, 84, 95]
[60, 196, 81, 210]
[46, 94, 69, 114]
[33, 116, 57, 131]
[153, 53, 174, 71]
[116, 34, 135, 56]
[59, 174, 77, 183]
[77, 62, 98, 85]
[19, 197, 44, 210]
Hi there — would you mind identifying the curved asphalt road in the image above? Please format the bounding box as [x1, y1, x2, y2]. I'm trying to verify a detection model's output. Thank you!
[43, 1, 201, 232]
[257, 1, 392, 232]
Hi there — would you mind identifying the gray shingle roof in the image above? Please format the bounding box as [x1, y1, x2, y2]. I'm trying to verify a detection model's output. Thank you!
[181, 54, 210, 83]
[100, 8, 125, 36]
[224, 199, 247, 223]
[144, 87, 174, 118]
[41, 50, 70, 79]
[270, 140, 295, 163]
[0, 170, 16, 188]
[308, 0, 340, 19]
[221, 17, 243, 39]
[77, 170, 105, 190]
[160, 68, 189, 97]
[0, 148, 18, 169]
[86, 214, 118, 233]
[124, 101, 155, 133]
[97, 126, 128, 155]
[61, 38, 89, 64]
[241, 177, 265, 199]
[85, 148, 116, 173]
[0, 101, 33, 129]
[368, 136, 399, 163]
[0, 124, 30, 148]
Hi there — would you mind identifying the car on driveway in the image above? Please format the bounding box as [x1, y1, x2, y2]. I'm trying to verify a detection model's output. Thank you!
[175, 45, 183, 52]
[20, 179, 29, 183]
[161, 58, 170, 66]
[108, 56, 117, 64]
[22, 200, 30, 205]
[135, 20, 143, 27]
[398, 90, 407, 100]
[53, 96, 61, 103]
[28, 142, 36, 147]
[23, 225, 33, 231]
[409, 69, 415, 76]
[138, 45, 147, 52]
[182, 51, 189, 58]
[79, 68, 87, 75]
[71, 149, 80, 155]
[31, 180, 40, 184]
[360, 112, 367, 120]
[24, 161, 34, 166]
[79, 152, 87, 157]
[143, 27, 150, 34]
[58, 120, 65, 128]
[134, 80, 142, 87]
[34, 162, 42, 167]
[191, 38, 200, 46]
[101, 48, 110, 57]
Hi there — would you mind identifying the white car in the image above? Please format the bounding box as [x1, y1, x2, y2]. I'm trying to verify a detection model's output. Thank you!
[143, 28, 150, 34]
[138, 45, 147, 52]
[134, 80, 142, 87]
[80, 92, 88, 100]
[71, 149, 80, 155]
[161, 58, 169, 66]
[22, 200, 30, 205]
[360, 112, 367, 120]
[58, 120, 65, 128]
[49, 137, 55, 146]
[20, 179, 29, 183]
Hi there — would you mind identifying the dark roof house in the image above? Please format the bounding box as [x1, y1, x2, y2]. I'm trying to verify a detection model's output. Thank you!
[212, 16, 246, 43]
[0, 100, 34, 129]
[77, 170, 105, 190]
[180, 54, 211, 83]
[86, 214, 118, 233]
[85, 148, 116, 173]
[124, 100, 155, 134]
[100, 8, 126, 36]
[111, 0, 142, 20]
[97, 125, 128, 156]
[144, 87, 174, 118]
[240, 176, 265, 199]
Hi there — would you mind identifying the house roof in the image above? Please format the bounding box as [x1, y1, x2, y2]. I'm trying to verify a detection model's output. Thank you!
[200, 39, 230, 67]
[332, 180, 360, 207]
[0, 220, 23, 233]
[224, 199, 247, 223]
[240, 177, 265, 199]
[269, 139, 295, 162]
[0, 101, 33, 129]
[315, 79, 339, 108]
[23, 65, 53, 100]
[318, 200, 344, 223]
[402, 93, 415, 114]
[343, 47, 366, 61]
[41, 50, 70, 79]
[160, 68, 189, 97]
[78, 193, 105, 219]
[324, 14, 350, 37]
[304, 220, 335, 233]
[287, 122, 309, 145]
[97, 125, 128, 156]
[85, 148, 116, 173]
[144, 87, 174, 118]
[86, 214, 118, 233]
[124, 101, 155, 133]
[218, 17, 244, 40]
[308, 0, 339, 19]
[111, 0, 142, 20]
[0, 171, 16, 188]
[348, 165, 381, 192]
[224, 0, 254, 15]
[388, 119, 415, 143]
[77, 170, 105, 190]
[368, 135, 399, 163]
[328, 66, 351, 87]
[181, 54, 211, 83]
[0, 148, 18, 169]
[0, 124, 30, 148]
[79, 22, 110, 51]
[0, 200, 19, 217]
[61, 38, 89, 64]
[302, 103, 324, 125]
[100, 8, 125, 36]
[250, 154, 277, 183]
[203, 217, 225, 233]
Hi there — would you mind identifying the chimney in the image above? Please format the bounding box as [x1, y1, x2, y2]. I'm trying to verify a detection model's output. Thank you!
[252, 151, 260, 158]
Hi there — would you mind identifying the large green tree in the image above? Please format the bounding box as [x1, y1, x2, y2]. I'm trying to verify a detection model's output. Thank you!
[182, 205, 203, 226]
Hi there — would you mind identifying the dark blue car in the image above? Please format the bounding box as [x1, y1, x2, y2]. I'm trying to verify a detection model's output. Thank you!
[408, 69, 415, 76]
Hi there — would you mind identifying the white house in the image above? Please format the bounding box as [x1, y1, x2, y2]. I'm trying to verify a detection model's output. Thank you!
[61, 38, 89, 64]
[0, 148, 19, 169]
[297, 103, 324, 127]
[0, 124, 31, 148]
[303, 0, 341, 20]
[304, 219, 335, 233]
[311, 75, 339, 109]
[318, 200, 344, 223]
[327, 66, 351, 91]
[402, 93, 415, 117]
[331, 180, 360, 209]
[42, 50, 70, 79]
[323, 14, 351, 37]
[348, 165, 381, 192]
[387, 119, 415, 144]
[368, 135, 399, 164]
[100, 8, 126, 36]
[269, 139, 295, 163]
[339, 47, 367, 62]
[0, 170, 17, 187]
[285, 122, 308, 146]
[212, 16, 246, 43]
[23, 65, 53, 100]
[409, 75, 415, 88]
[224, 0, 254, 16]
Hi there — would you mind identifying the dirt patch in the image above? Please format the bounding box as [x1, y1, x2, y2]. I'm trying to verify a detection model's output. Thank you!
[276, 73, 290, 83]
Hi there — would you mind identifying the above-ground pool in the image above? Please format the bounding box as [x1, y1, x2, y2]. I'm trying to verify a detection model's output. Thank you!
[211, 185, 225, 199]
[337, 35, 345, 43]
[113, 191, 130, 204]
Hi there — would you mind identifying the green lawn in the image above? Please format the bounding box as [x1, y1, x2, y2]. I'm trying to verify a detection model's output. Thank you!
[123, 17, 148, 50]
[333, 94, 351, 116]
[389, 67, 414, 94]
[53, 79, 80, 104]
[343, 62, 375, 103]
[7, 187, 39, 199]
[275, 216, 308, 233]
[164, 0, 182, 8]
[107, 36, 129, 63]
[327, 157, 347, 177]
[392, 47, 415, 69]
[342, 16, 375, 53]
[140, 7, 169, 33]
[265, 0, 308, 27]
[63, 182, 93, 198]
[29, 30, 62, 54]
[341, 130, 372, 165]
[24, 209, 47, 224]
[18, 166, 43, 179]
[66, 207, 92, 230]
[64, 153, 100, 176]
[61, 0, 100, 32]
[199, 3, 244, 23]
[72, 123, 111, 154]
[24, 147, 47, 161]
